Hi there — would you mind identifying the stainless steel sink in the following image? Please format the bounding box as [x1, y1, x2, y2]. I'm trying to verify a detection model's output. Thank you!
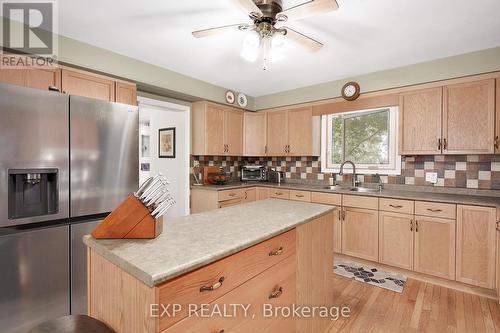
[323, 185, 351, 191]
[349, 187, 379, 193]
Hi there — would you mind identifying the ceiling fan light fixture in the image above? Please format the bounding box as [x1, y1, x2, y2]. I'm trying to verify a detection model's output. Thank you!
[240, 30, 261, 63]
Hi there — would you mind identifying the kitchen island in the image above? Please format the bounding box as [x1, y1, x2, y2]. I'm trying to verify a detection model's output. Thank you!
[84, 199, 337, 333]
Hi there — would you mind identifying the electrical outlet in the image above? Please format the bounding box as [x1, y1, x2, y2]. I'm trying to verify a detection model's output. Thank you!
[425, 172, 438, 184]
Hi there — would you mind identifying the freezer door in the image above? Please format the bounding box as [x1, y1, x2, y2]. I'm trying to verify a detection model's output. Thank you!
[0, 83, 69, 228]
[0, 226, 70, 333]
[70, 96, 138, 217]
[70, 219, 101, 315]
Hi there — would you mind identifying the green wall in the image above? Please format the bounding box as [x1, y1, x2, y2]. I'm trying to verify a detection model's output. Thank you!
[254, 46, 500, 110]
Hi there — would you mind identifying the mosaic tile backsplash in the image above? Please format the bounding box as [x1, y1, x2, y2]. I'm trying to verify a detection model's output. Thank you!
[191, 155, 500, 190]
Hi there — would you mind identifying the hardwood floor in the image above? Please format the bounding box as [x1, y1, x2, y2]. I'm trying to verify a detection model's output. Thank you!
[327, 274, 500, 332]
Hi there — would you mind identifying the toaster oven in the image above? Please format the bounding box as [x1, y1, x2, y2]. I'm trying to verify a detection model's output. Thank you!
[241, 165, 267, 182]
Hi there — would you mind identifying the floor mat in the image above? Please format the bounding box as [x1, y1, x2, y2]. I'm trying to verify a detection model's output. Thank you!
[334, 258, 407, 293]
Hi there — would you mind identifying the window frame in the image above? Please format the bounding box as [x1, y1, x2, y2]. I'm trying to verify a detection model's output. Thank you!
[321, 106, 401, 175]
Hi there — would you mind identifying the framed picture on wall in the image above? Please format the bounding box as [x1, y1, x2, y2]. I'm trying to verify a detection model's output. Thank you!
[159, 127, 176, 158]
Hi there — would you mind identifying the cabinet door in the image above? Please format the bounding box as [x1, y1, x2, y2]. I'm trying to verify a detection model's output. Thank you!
[243, 112, 267, 156]
[224, 108, 243, 156]
[456, 205, 496, 289]
[443, 79, 495, 154]
[496, 213, 500, 303]
[266, 110, 288, 156]
[379, 211, 414, 270]
[496, 79, 500, 154]
[257, 188, 269, 200]
[288, 107, 312, 156]
[414, 216, 455, 280]
[242, 188, 256, 203]
[61, 69, 115, 102]
[205, 104, 225, 155]
[399, 87, 442, 155]
[115, 81, 137, 106]
[0, 68, 27, 87]
[342, 208, 378, 261]
[26, 68, 61, 91]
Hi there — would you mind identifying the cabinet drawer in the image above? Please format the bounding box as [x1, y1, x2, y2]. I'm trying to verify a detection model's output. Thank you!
[379, 198, 414, 214]
[311, 192, 342, 206]
[289, 190, 311, 202]
[218, 198, 242, 209]
[415, 201, 456, 219]
[343, 195, 378, 210]
[162, 255, 296, 333]
[269, 189, 290, 200]
[157, 230, 296, 331]
[218, 189, 245, 201]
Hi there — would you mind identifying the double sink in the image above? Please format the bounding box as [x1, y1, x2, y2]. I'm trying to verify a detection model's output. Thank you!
[323, 185, 380, 193]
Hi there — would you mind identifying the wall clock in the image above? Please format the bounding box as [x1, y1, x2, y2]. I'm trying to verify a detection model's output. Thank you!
[341, 81, 361, 101]
[225, 90, 235, 104]
[237, 93, 248, 108]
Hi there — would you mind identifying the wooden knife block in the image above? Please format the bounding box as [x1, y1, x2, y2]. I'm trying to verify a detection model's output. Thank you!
[91, 195, 163, 239]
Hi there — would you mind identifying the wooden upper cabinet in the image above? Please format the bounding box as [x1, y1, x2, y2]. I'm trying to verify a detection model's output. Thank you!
[115, 81, 137, 106]
[378, 211, 414, 270]
[191, 101, 244, 156]
[224, 108, 243, 156]
[414, 216, 455, 280]
[456, 205, 496, 289]
[443, 79, 495, 154]
[266, 110, 289, 156]
[205, 103, 225, 155]
[243, 112, 267, 156]
[288, 107, 313, 156]
[61, 69, 115, 102]
[342, 207, 379, 262]
[399, 87, 442, 155]
[496, 79, 500, 154]
[0, 65, 61, 91]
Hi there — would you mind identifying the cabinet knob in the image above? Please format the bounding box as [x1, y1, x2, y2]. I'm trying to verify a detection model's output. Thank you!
[443, 138, 448, 150]
[200, 277, 225, 292]
[269, 247, 284, 257]
[410, 219, 414, 232]
[268, 287, 283, 299]
[415, 220, 419, 232]
[496, 221, 500, 232]
[438, 138, 442, 150]
[495, 136, 499, 150]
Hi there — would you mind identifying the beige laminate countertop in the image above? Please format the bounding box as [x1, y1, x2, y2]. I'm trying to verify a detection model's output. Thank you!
[84, 199, 334, 287]
[192, 182, 500, 209]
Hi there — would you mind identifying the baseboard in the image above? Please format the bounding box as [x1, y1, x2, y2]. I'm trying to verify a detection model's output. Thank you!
[335, 253, 498, 301]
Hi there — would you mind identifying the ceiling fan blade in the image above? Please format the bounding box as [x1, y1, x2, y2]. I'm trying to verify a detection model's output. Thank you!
[192, 23, 251, 38]
[283, 27, 323, 52]
[234, 0, 263, 17]
[277, 0, 338, 22]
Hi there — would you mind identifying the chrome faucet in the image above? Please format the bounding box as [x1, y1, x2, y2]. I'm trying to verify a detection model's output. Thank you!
[339, 160, 358, 188]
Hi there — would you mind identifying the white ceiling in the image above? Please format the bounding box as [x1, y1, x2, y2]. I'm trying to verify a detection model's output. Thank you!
[59, 0, 500, 97]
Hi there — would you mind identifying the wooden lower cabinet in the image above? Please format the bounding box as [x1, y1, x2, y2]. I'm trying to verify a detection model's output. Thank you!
[242, 188, 256, 203]
[341, 207, 378, 261]
[333, 209, 342, 253]
[497, 212, 500, 303]
[414, 216, 455, 280]
[257, 187, 269, 200]
[456, 205, 496, 289]
[378, 211, 414, 270]
[269, 189, 290, 200]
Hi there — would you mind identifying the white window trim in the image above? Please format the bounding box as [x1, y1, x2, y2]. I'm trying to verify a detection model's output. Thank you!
[321, 106, 402, 175]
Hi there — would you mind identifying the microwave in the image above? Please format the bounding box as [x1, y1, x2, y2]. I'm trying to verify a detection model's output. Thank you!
[241, 165, 267, 182]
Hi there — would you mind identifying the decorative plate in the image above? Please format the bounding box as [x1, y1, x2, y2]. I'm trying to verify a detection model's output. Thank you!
[225, 90, 235, 104]
[237, 93, 248, 108]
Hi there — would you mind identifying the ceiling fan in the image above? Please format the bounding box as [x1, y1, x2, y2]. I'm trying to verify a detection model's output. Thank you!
[192, 0, 339, 70]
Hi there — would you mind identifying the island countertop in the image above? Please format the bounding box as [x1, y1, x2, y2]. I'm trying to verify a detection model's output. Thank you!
[84, 199, 335, 287]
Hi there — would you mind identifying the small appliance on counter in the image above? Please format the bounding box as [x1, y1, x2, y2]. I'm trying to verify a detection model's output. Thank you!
[241, 165, 267, 182]
[203, 166, 229, 185]
[268, 169, 286, 184]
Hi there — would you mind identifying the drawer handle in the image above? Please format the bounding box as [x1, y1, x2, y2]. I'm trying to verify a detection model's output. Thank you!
[268, 287, 283, 299]
[410, 219, 414, 232]
[275, 192, 283, 196]
[496, 221, 500, 232]
[200, 277, 225, 292]
[295, 194, 305, 198]
[415, 220, 419, 232]
[427, 208, 443, 213]
[389, 204, 403, 209]
[269, 247, 284, 257]
[228, 193, 236, 197]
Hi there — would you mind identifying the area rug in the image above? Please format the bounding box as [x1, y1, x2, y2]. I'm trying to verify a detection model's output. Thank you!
[334, 258, 407, 293]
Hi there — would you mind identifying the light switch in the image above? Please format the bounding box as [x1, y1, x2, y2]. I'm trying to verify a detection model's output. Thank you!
[425, 172, 438, 184]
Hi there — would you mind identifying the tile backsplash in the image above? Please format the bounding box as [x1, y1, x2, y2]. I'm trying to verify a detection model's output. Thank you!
[191, 155, 500, 190]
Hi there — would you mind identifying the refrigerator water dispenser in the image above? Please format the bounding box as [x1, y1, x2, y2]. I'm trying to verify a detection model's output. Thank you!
[8, 169, 59, 219]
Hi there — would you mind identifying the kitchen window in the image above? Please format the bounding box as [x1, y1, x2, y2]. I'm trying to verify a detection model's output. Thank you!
[321, 106, 401, 175]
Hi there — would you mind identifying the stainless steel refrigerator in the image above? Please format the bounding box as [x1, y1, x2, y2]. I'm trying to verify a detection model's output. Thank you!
[0, 83, 138, 332]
